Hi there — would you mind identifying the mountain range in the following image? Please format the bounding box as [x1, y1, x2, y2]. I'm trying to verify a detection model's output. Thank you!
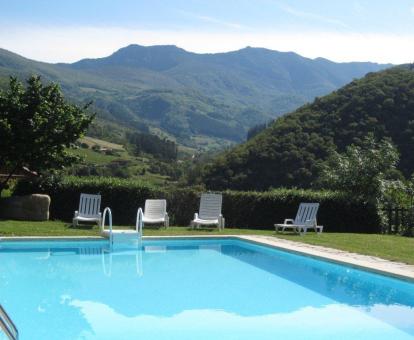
[0, 44, 390, 148]
[201, 65, 414, 190]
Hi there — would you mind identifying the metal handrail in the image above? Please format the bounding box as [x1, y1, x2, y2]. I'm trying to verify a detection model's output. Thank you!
[101, 207, 113, 245]
[135, 208, 143, 239]
[0, 304, 18, 340]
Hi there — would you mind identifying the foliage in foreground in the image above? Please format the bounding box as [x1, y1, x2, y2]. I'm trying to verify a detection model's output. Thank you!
[319, 135, 414, 234]
[319, 135, 400, 203]
[0, 76, 94, 194]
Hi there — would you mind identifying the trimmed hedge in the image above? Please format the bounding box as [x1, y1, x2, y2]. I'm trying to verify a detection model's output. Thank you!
[222, 190, 380, 233]
[14, 176, 381, 233]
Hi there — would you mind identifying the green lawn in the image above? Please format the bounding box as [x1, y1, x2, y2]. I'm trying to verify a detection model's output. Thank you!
[1, 220, 413, 265]
[0, 220, 274, 237]
[0, 220, 101, 236]
[274, 233, 414, 266]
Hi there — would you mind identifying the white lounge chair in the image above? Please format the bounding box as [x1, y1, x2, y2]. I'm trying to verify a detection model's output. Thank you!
[191, 193, 225, 230]
[73, 193, 102, 227]
[275, 203, 323, 234]
[142, 199, 169, 228]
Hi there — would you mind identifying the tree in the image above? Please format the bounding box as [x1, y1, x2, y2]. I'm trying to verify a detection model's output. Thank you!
[0, 76, 94, 194]
[126, 132, 178, 161]
[318, 135, 400, 204]
[201, 66, 414, 190]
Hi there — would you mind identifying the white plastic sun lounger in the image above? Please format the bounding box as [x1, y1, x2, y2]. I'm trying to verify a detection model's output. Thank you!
[141, 199, 169, 228]
[191, 193, 225, 230]
[73, 193, 102, 226]
[275, 203, 323, 234]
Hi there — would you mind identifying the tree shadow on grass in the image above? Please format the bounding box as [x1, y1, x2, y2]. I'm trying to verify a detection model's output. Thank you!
[274, 231, 302, 237]
[66, 223, 98, 230]
[188, 227, 221, 232]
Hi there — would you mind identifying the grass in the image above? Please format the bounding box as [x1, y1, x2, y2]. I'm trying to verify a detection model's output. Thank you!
[0, 220, 101, 236]
[1, 220, 413, 265]
[274, 233, 414, 265]
[69, 148, 123, 164]
[67, 137, 171, 186]
[0, 220, 274, 238]
[80, 136, 124, 150]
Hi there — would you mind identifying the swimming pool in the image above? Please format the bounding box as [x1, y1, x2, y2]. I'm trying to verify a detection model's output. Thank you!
[0, 237, 413, 339]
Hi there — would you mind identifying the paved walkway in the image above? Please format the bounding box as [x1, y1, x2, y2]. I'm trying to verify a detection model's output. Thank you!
[237, 235, 414, 281]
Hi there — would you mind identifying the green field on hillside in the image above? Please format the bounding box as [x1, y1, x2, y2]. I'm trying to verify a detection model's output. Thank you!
[70, 148, 125, 164]
[67, 136, 171, 186]
[80, 136, 125, 150]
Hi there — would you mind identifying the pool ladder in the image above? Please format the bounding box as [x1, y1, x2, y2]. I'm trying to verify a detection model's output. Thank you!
[0, 304, 18, 340]
[101, 207, 143, 246]
[102, 207, 114, 245]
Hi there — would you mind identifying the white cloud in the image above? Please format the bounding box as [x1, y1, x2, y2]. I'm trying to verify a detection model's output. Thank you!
[177, 10, 246, 30]
[411, 6, 414, 15]
[192, 15, 245, 29]
[0, 25, 412, 64]
[277, 3, 351, 29]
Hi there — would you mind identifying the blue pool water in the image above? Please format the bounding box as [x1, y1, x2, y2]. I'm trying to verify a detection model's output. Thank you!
[0, 238, 413, 340]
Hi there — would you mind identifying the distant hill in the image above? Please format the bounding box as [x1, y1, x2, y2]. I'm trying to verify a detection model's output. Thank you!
[201, 66, 414, 190]
[0, 45, 390, 148]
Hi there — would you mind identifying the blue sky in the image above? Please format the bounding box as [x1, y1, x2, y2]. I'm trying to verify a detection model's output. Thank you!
[0, 0, 413, 63]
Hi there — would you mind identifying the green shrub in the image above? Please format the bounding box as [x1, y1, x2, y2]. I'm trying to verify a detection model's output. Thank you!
[222, 189, 380, 232]
[14, 177, 381, 232]
[14, 176, 158, 225]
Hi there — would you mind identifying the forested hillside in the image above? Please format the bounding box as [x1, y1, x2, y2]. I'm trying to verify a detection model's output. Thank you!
[201, 66, 414, 190]
[0, 45, 389, 148]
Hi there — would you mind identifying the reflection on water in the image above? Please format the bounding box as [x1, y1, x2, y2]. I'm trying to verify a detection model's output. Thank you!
[220, 242, 414, 309]
[0, 239, 413, 339]
[67, 299, 414, 340]
[101, 248, 143, 277]
[144, 245, 167, 253]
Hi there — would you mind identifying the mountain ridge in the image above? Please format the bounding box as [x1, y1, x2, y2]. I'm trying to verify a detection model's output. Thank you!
[200, 65, 414, 190]
[0, 45, 391, 148]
